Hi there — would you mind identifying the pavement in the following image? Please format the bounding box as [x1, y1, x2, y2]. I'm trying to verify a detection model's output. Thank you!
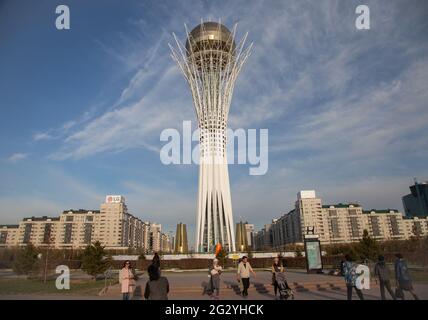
[1, 269, 427, 300]
[101, 269, 428, 300]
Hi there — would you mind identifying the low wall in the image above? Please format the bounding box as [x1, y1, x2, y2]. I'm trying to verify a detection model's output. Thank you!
[110, 255, 344, 270]
[113, 252, 299, 261]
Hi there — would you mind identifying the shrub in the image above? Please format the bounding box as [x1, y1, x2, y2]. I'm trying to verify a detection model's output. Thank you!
[12, 244, 40, 275]
[81, 241, 111, 279]
[356, 229, 380, 261]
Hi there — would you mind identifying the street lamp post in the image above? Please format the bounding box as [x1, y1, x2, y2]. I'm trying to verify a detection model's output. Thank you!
[44, 235, 54, 284]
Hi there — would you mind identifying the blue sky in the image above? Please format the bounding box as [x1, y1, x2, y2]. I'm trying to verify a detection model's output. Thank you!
[1, 0, 428, 246]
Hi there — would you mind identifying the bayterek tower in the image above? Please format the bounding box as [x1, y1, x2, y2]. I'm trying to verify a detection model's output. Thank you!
[170, 21, 252, 253]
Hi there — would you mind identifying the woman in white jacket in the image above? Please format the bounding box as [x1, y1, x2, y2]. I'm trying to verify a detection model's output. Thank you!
[119, 261, 135, 300]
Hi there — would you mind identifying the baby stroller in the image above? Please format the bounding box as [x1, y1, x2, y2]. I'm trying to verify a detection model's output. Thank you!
[275, 272, 294, 300]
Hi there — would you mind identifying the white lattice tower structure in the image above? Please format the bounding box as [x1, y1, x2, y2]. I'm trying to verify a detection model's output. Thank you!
[170, 20, 252, 252]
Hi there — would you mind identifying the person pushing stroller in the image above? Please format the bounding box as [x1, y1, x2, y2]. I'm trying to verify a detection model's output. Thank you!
[272, 256, 293, 300]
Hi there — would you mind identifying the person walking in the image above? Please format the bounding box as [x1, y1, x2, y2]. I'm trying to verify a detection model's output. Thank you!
[152, 252, 161, 271]
[119, 260, 135, 300]
[237, 256, 256, 297]
[374, 255, 396, 300]
[271, 256, 285, 299]
[342, 254, 364, 300]
[394, 253, 419, 300]
[208, 258, 223, 299]
[144, 264, 169, 300]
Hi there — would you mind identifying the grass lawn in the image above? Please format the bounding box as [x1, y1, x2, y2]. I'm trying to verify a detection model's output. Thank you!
[0, 278, 114, 295]
[410, 269, 428, 283]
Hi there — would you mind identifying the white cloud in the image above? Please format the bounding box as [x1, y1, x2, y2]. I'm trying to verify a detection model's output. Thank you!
[49, 64, 192, 160]
[271, 56, 428, 162]
[7, 153, 28, 162]
[33, 132, 53, 141]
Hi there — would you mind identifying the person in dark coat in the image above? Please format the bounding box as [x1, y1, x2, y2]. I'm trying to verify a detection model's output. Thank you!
[394, 253, 419, 300]
[152, 252, 161, 273]
[144, 264, 169, 300]
[374, 255, 395, 300]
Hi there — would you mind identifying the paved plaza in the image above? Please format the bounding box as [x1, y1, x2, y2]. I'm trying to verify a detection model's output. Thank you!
[1, 269, 427, 300]
[107, 269, 428, 300]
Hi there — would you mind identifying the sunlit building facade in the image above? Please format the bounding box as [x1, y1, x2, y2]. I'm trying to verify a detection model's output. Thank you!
[0, 195, 167, 251]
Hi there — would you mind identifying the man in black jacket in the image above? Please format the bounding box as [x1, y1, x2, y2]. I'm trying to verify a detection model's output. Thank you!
[374, 255, 395, 300]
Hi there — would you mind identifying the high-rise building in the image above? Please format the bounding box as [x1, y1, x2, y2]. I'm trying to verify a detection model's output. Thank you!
[18, 216, 61, 247]
[142, 222, 151, 253]
[295, 191, 330, 243]
[402, 216, 428, 237]
[59, 210, 98, 248]
[174, 222, 188, 253]
[0, 195, 154, 251]
[97, 195, 130, 247]
[149, 223, 161, 252]
[259, 190, 428, 250]
[0, 225, 19, 247]
[402, 180, 428, 217]
[160, 232, 172, 253]
[245, 223, 255, 249]
[254, 223, 273, 251]
[235, 221, 248, 252]
[171, 21, 252, 252]
[235, 221, 255, 252]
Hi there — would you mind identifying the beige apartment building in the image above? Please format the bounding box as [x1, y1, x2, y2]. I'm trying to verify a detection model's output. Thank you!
[266, 190, 428, 250]
[0, 195, 172, 252]
[402, 215, 428, 238]
[149, 223, 162, 252]
[0, 225, 19, 247]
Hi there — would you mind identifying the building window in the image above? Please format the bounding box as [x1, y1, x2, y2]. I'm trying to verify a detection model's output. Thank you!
[0, 231, 7, 244]
[23, 224, 32, 244]
[64, 224, 73, 244]
[350, 217, 360, 238]
[413, 222, 423, 236]
[43, 224, 53, 244]
[84, 224, 92, 244]
[330, 218, 340, 238]
[370, 217, 381, 237]
[349, 209, 358, 216]
[389, 216, 400, 236]
[329, 210, 337, 217]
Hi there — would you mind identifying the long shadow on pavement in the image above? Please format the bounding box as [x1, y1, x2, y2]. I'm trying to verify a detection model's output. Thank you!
[223, 280, 242, 296]
[295, 289, 347, 300]
[320, 288, 381, 300]
[252, 282, 276, 299]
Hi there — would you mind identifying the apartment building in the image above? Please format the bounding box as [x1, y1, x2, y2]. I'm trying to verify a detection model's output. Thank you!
[149, 223, 162, 252]
[59, 210, 98, 248]
[17, 216, 61, 247]
[253, 223, 273, 251]
[0, 195, 157, 251]
[259, 190, 428, 250]
[402, 215, 428, 238]
[0, 225, 19, 247]
[161, 232, 172, 253]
